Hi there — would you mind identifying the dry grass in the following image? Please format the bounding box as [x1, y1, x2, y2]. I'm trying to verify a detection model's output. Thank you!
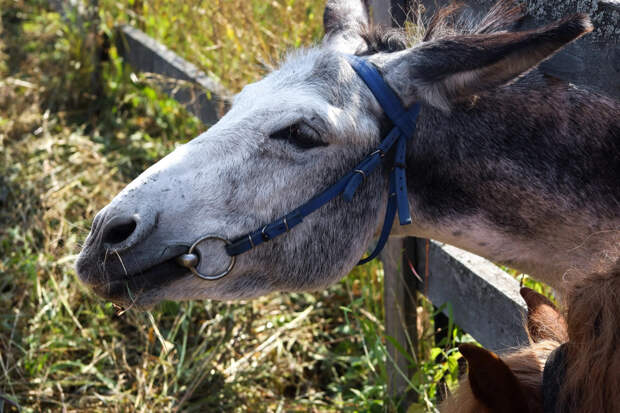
[0, 2, 423, 412]
[101, 0, 326, 92]
[0, 1, 487, 412]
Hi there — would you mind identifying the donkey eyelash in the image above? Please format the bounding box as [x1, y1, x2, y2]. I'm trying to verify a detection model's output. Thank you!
[269, 122, 328, 149]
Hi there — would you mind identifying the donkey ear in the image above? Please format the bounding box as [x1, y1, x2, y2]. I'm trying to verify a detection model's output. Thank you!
[384, 14, 592, 110]
[323, 0, 369, 53]
[459, 344, 531, 413]
[520, 287, 568, 343]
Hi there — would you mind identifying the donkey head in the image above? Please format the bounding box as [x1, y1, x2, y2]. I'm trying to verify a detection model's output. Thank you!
[76, 0, 592, 307]
[441, 288, 567, 413]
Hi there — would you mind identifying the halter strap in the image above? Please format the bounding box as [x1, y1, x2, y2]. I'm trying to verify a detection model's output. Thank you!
[225, 55, 421, 264]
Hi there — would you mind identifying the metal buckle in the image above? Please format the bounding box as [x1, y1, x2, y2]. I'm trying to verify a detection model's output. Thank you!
[353, 169, 366, 181]
[176, 234, 236, 281]
[261, 225, 271, 241]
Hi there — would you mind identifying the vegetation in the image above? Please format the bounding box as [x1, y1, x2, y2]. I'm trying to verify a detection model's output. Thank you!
[0, 1, 550, 411]
[101, 0, 326, 92]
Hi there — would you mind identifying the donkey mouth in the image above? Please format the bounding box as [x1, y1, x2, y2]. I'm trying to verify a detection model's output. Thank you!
[79, 244, 191, 304]
[94, 258, 188, 303]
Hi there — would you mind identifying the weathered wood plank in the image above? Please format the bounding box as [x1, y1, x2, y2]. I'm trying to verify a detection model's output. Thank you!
[420, 0, 620, 99]
[413, 239, 528, 352]
[381, 238, 419, 407]
[115, 25, 229, 125]
[48, 0, 230, 124]
[371, 0, 393, 27]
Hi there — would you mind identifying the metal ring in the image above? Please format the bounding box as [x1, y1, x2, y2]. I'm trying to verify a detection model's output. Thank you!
[185, 234, 236, 280]
[370, 149, 385, 158]
[248, 234, 255, 248]
[283, 216, 290, 232]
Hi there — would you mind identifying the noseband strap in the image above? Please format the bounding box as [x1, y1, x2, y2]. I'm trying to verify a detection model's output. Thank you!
[224, 56, 421, 264]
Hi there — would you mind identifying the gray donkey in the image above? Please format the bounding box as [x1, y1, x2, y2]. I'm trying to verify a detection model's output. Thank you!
[77, 0, 619, 307]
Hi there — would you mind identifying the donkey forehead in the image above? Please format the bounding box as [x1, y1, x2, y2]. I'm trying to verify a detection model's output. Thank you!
[234, 49, 350, 103]
[229, 49, 375, 136]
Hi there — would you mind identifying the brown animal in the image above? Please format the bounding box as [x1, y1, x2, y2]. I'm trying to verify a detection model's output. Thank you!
[557, 262, 620, 413]
[441, 288, 566, 413]
[442, 262, 620, 413]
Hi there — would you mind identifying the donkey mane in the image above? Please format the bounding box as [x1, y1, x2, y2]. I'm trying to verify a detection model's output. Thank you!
[357, 25, 409, 55]
[356, 0, 526, 55]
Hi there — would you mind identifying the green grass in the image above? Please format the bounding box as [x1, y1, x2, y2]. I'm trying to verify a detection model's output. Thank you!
[100, 0, 326, 92]
[0, 1, 552, 411]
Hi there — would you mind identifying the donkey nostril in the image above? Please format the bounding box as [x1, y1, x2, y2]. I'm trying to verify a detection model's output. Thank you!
[102, 218, 137, 246]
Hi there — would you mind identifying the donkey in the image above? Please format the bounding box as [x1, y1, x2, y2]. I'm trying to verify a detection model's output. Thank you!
[442, 261, 620, 413]
[441, 287, 567, 413]
[76, 0, 619, 307]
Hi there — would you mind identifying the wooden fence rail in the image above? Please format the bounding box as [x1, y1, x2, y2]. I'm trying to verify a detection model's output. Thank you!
[49, 0, 619, 410]
[115, 25, 229, 125]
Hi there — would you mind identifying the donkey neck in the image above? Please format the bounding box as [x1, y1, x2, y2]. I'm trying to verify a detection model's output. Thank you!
[394, 75, 620, 289]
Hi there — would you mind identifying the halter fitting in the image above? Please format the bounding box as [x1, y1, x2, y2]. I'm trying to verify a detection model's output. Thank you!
[177, 55, 421, 279]
[176, 234, 236, 280]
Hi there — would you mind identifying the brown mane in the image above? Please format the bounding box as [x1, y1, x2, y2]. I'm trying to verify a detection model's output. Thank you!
[559, 261, 620, 413]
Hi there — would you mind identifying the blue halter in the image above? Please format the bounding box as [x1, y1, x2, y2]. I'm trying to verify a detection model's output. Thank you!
[225, 55, 421, 264]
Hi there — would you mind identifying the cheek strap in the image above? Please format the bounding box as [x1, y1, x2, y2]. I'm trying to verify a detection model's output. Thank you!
[224, 56, 421, 263]
[179, 55, 422, 280]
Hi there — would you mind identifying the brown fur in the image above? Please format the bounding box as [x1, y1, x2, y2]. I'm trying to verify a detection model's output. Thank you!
[521, 287, 568, 344]
[441, 288, 566, 413]
[442, 261, 620, 413]
[441, 340, 561, 413]
[558, 261, 620, 413]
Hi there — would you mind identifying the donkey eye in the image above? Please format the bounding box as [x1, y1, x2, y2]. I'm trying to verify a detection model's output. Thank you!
[269, 122, 327, 149]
